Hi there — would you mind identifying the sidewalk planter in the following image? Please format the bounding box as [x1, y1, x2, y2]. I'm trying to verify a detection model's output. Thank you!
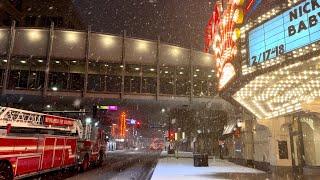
[193, 154, 208, 167]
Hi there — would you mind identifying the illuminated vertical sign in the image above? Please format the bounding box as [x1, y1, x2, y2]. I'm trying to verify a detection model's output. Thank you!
[246, 0, 262, 17]
[205, 0, 246, 90]
[119, 112, 127, 138]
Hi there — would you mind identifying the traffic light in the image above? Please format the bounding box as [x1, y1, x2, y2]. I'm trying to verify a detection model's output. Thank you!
[169, 131, 175, 141]
[136, 120, 141, 129]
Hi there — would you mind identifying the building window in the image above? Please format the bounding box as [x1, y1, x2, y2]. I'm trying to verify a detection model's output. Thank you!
[88, 74, 105, 92]
[176, 66, 190, 96]
[106, 75, 121, 92]
[125, 64, 141, 93]
[69, 60, 84, 91]
[28, 59, 45, 90]
[193, 67, 216, 97]
[8, 58, 29, 89]
[49, 60, 69, 91]
[28, 71, 44, 90]
[160, 66, 174, 95]
[125, 76, 140, 93]
[49, 72, 68, 91]
[0, 58, 6, 87]
[8, 70, 28, 89]
[141, 65, 156, 94]
[69, 73, 84, 91]
[105, 63, 122, 93]
[142, 77, 156, 94]
[25, 16, 37, 27]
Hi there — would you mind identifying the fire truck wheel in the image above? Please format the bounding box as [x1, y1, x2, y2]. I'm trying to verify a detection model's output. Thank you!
[0, 162, 13, 180]
[81, 155, 89, 172]
[97, 151, 104, 167]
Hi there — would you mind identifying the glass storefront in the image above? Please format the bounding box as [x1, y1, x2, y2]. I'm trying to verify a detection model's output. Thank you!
[300, 114, 320, 167]
[289, 113, 320, 170]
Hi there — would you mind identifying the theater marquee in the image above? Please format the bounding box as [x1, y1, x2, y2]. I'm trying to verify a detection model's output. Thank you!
[249, 0, 320, 66]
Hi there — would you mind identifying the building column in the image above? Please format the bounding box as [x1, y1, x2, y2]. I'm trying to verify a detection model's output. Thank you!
[156, 36, 160, 101]
[173, 66, 177, 96]
[83, 26, 91, 97]
[121, 30, 126, 99]
[189, 47, 193, 103]
[2, 21, 16, 95]
[139, 64, 143, 94]
[43, 22, 54, 96]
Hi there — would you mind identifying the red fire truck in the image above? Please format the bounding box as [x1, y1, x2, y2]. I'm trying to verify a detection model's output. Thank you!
[0, 107, 107, 180]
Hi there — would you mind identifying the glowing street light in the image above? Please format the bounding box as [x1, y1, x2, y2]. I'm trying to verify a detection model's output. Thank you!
[85, 117, 92, 124]
[51, 86, 58, 91]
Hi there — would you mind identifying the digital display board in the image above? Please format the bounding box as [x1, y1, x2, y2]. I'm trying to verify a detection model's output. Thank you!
[248, 0, 320, 66]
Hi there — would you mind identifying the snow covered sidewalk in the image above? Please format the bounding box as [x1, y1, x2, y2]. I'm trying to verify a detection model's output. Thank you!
[160, 151, 194, 158]
[151, 157, 266, 180]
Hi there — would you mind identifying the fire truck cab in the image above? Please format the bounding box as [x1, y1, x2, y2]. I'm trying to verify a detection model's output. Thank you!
[77, 126, 106, 171]
[0, 107, 106, 180]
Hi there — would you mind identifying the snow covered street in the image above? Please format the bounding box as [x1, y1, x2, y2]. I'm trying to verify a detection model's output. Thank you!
[151, 156, 266, 180]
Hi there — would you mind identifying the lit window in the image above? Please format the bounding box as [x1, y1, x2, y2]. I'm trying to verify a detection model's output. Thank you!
[27, 29, 42, 42]
[102, 35, 114, 47]
[65, 31, 79, 43]
[137, 41, 148, 51]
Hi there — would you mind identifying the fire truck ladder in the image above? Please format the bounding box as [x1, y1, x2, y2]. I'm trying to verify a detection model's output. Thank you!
[0, 107, 44, 128]
[0, 107, 82, 135]
[75, 119, 84, 139]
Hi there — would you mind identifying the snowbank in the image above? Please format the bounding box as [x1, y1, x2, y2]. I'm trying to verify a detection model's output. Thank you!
[151, 157, 265, 180]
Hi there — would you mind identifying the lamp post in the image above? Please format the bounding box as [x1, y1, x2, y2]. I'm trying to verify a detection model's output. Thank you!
[85, 117, 92, 139]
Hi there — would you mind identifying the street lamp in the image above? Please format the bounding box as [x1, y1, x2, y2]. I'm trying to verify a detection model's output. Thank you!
[51, 86, 58, 91]
[85, 117, 92, 125]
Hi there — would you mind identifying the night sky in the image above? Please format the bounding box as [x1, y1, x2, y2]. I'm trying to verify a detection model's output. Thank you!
[74, 0, 214, 51]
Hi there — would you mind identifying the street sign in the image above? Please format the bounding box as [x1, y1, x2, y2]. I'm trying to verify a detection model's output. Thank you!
[97, 105, 118, 111]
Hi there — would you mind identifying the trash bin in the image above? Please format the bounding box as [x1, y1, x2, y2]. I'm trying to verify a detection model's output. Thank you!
[193, 153, 208, 167]
[168, 149, 175, 154]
